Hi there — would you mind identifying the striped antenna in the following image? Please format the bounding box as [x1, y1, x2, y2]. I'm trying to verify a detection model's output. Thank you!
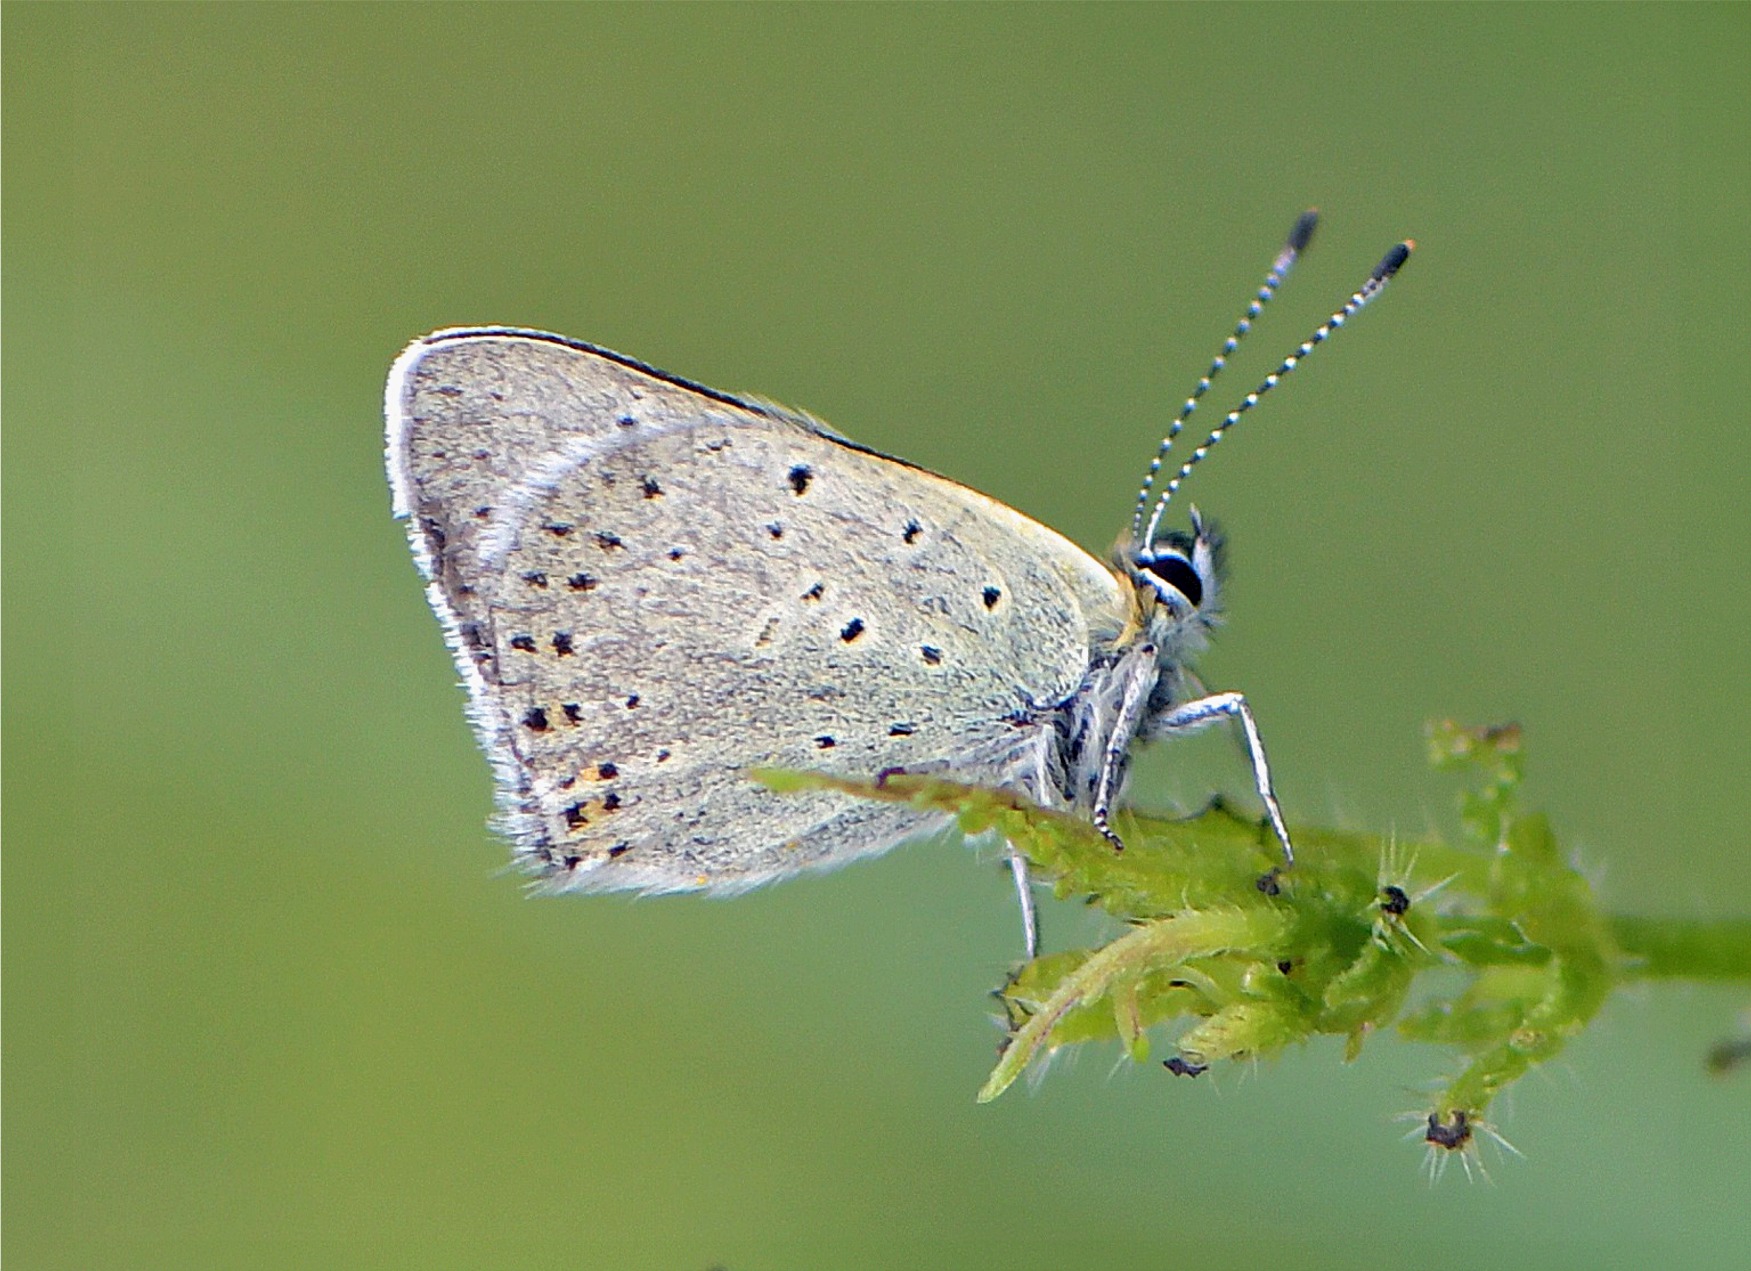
[1139, 238, 1415, 553]
[1129, 210, 1320, 543]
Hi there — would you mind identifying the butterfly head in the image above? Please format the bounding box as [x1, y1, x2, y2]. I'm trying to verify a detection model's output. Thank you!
[1125, 506, 1222, 626]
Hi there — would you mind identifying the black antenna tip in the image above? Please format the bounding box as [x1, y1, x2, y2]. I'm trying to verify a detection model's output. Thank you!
[1288, 209, 1320, 253]
[1372, 240, 1414, 281]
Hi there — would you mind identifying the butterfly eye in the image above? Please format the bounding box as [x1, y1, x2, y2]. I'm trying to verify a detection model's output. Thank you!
[1139, 552, 1203, 609]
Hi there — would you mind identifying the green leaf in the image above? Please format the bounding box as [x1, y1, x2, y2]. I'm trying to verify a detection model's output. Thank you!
[760, 721, 1751, 1154]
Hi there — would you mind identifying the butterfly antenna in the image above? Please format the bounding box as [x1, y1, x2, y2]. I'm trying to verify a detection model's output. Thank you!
[1129, 209, 1320, 545]
[1141, 237, 1414, 551]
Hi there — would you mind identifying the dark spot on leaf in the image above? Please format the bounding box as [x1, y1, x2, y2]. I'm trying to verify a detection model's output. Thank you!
[625, 695, 640, 709]
[902, 520, 922, 544]
[788, 465, 813, 495]
[567, 573, 597, 591]
[510, 634, 537, 653]
[640, 476, 663, 498]
[597, 762, 618, 780]
[551, 632, 574, 656]
[523, 707, 550, 732]
[767, 522, 784, 539]
[840, 618, 865, 642]
[668, 548, 685, 561]
[982, 586, 1002, 609]
[562, 803, 588, 829]
[920, 645, 943, 665]
[562, 704, 582, 724]
[602, 792, 622, 812]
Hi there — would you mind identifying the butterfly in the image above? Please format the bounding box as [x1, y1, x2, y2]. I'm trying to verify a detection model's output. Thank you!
[386, 211, 1410, 953]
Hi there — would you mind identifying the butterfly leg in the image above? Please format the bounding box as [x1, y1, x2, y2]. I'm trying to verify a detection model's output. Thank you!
[1090, 648, 1163, 853]
[1151, 691, 1295, 866]
[1000, 730, 1067, 959]
[1006, 850, 1039, 960]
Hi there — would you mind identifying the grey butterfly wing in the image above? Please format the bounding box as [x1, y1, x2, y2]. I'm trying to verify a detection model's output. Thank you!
[388, 328, 1129, 893]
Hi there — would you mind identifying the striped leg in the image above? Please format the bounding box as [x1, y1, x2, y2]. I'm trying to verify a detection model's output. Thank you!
[1152, 691, 1295, 866]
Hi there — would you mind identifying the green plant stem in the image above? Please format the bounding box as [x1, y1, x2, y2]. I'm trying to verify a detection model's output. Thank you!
[1609, 916, 1751, 982]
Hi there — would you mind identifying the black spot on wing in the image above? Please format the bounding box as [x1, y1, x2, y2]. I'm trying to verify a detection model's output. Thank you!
[788, 465, 813, 495]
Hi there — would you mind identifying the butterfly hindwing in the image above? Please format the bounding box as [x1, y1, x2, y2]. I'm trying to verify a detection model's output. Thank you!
[389, 329, 1128, 892]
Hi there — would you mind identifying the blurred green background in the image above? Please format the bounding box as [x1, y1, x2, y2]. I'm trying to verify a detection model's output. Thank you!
[7, 4, 1748, 1268]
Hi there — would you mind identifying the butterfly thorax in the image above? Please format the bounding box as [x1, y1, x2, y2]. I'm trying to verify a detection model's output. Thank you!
[1044, 517, 1223, 810]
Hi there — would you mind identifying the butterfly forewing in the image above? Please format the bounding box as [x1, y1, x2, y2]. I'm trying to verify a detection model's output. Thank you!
[389, 329, 1128, 892]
